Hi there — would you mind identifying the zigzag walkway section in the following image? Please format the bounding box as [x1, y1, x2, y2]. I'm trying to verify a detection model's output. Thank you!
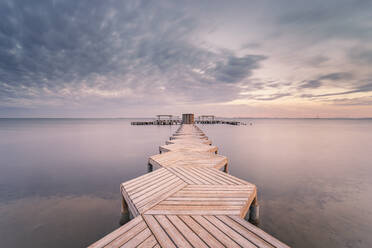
[89, 124, 290, 248]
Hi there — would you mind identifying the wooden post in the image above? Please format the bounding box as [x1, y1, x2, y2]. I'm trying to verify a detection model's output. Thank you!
[119, 195, 129, 225]
[223, 162, 229, 173]
[249, 197, 260, 224]
[147, 163, 153, 172]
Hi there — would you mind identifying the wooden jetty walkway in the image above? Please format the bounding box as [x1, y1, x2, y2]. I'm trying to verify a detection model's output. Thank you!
[89, 122, 289, 248]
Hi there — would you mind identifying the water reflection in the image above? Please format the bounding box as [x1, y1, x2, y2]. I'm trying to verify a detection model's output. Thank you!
[0, 119, 177, 247]
[0, 195, 118, 247]
[201, 119, 372, 248]
[1, 119, 372, 247]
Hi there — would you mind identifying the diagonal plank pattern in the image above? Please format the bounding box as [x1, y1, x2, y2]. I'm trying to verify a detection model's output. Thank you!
[149, 151, 227, 170]
[145, 182, 256, 216]
[121, 168, 187, 215]
[89, 124, 290, 248]
[89, 216, 159, 248]
[159, 143, 218, 154]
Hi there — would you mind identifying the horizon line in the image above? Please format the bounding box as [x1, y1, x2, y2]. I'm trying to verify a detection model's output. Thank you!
[1, 117, 372, 120]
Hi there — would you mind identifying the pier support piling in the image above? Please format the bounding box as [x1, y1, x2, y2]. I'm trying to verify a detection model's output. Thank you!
[249, 197, 260, 224]
[119, 195, 129, 225]
[223, 162, 229, 173]
[147, 163, 153, 172]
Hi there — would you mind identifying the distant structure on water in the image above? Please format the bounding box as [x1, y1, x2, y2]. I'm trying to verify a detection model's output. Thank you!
[131, 113, 245, 125]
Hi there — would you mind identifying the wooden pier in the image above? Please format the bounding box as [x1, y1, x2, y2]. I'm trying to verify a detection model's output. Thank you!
[131, 114, 245, 126]
[89, 122, 289, 248]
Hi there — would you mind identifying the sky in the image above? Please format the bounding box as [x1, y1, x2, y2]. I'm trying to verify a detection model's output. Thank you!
[1, 0, 372, 118]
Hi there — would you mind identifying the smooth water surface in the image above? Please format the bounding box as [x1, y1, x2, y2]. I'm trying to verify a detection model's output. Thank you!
[0, 118, 371, 247]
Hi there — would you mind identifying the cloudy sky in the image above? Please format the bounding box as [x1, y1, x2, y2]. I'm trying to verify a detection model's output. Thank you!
[1, 0, 372, 117]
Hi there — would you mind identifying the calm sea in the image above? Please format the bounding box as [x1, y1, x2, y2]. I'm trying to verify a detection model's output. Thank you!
[0, 118, 371, 247]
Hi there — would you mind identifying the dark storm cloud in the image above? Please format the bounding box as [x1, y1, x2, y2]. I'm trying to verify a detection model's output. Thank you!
[253, 93, 291, 101]
[300, 80, 323, 89]
[318, 73, 353, 81]
[1, 0, 372, 116]
[0, 0, 268, 111]
[306, 55, 329, 66]
[299, 73, 354, 89]
[241, 42, 261, 49]
[300, 82, 372, 98]
[329, 96, 372, 106]
[0, 0, 127, 84]
[276, 0, 372, 41]
[348, 47, 372, 64]
[212, 55, 267, 83]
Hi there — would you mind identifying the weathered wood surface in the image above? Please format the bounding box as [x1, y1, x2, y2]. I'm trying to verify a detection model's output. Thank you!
[165, 138, 212, 145]
[89, 124, 290, 248]
[90, 214, 289, 248]
[170, 135, 209, 140]
[149, 151, 227, 169]
[159, 143, 218, 154]
[121, 168, 187, 214]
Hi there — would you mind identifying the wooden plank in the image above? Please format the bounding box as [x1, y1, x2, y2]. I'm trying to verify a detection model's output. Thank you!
[171, 191, 253, 197]
[202, 168, 241, 185]
[150, 205, 243, 211]
[126, 172, 175, 194]
[170, 135, 209, 140]
[184, 185, 255, 190]
[167, 167, 201, 184]
[188, 168, 223, 184]
[192, 168, 233, 185]
[105, 221, 147, 247]
[125, 170, 173, 192]
[135, 234, 158, 248]
[132, 176, 180, 203]
[174, 189, 254, 194]
[166, 215, 208, 248]
[229, 215, 291, 248]
[130, 174, 178, 199]
[121, 187, 140, 217]
[122, 168, 167, 188]
[191, 215, 241, 248]
[166, 139, 212, 145]
[137, 181, 187, 213]
[179, 215, 224, 248]
[216, 215, 274, 248]
[154, 215, 192, 248]
[142, 215, 176, 248]
[145, 209, 240, 215]
[239, 187, 257, 218]
[150, 152, 227, 170]
[88, 216, 143, 248]
[120, 228, 152, 248]
[132, 176, 182, 204]
[166, 197, 250, 201]
[160, 143, 217, 153]
[182, 168, 218, 184]
[203, 215, 257, 248]
[159, 200, 247, 206]
[176, 167, 209, 184]
[192, 168, 235, 185]
[207, 168, 253, 185]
